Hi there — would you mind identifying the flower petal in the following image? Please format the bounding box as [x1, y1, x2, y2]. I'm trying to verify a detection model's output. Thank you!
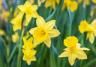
[49, 29, 60, 37]
[87, 32, 95, 44]
[68, 54, 76, 66]
[44, 38, 51, 48]
[36, 16, 45, 26]
[46, 20, 56, 30]
[29, 28, 37, 35]
[59, 51, 68, 58]
[76, 50, 87, 60]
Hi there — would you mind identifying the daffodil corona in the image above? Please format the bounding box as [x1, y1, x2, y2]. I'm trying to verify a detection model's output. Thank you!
[29, 16, 60, 48]
[59, 36, 89, 66]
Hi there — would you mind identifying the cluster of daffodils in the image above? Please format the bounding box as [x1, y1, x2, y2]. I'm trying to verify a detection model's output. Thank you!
[79, 20, 96, 44]
[0, 0, 9, 21]
[59, 36, 89, 66]
[10, 0, 96, 66]
[11, 1, 60, 65]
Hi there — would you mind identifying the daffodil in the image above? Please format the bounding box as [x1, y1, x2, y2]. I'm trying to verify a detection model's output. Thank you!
[29, 16, 60, 48]
[12, 32, 19, 43]
[11, 12, 24, 31]
[59, 36, 89, 66]
[92, 0, 96, 4]
[79, 20, 96, 44]
[62, 0, 78, 12]
[22, 49, 36, 65]
[22, 36, 37, 65]
[18, 1, 39, 26]
[45, 0, 60, 9]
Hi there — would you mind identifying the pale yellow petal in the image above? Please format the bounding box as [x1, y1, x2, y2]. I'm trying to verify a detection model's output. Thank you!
[18, 5, 25, 12]
[81, 48, 90, 51]
[59, 51, 68, 58]
[46, 20, 56, 30]
[32, 5, 38, 10]
[29, 28, 37, 35]
[87, 32, 95, 44]
[49, 29, 60, 37]
[68, 54, 76, 66]
[36, 16, 45, 26]
[76, 50, 87, 60]
[25, 14, 32, 26]
[91, 19, 96, 29]
[44, 38, 51, 48]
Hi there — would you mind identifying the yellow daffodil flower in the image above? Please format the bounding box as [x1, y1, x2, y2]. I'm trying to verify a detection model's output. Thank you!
[62, 0, 78, 12]
[18, 1, 39, 26]
[11, 12, 24, 31]
[22, 36, 37, 65]
[12, 32, 19, 43]
[92, 0, 96, 4]
[45, 0, 60, 9]
[22, 49, 36, 65]
[29, 16, 60, 48]
[59, 36, 89, 66]
[79, 20, 96, 44]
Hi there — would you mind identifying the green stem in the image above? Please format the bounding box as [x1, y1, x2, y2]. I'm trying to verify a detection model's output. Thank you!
[17, 30, 24, 67]
[8, 45, 18, 62]
[50, 46, 56, 67]
[66, 10, 74, 36]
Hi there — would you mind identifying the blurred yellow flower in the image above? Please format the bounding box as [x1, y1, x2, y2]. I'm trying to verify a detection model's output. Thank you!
[69, 1, 78, 12]
[12, 32, 19, 43]
[27, 0, 34, 4]
[83, 0, 90, 6]
[92, 0, 96, 4]
[45, 0, 60, 9]
[1, 9, 10, 21]
[59, 36, 89, 66]
[62, 0, 78, 12]
[0, 29, 5, 36]
[38, 0, 45, 6]
[79, 20, 96, 44]
[18, 1, 39, 26]
[11, 12, 24, 31]
[22, 36, 37, 65]
[79, 20, 91, 33]
[29, 16, 60, 48]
